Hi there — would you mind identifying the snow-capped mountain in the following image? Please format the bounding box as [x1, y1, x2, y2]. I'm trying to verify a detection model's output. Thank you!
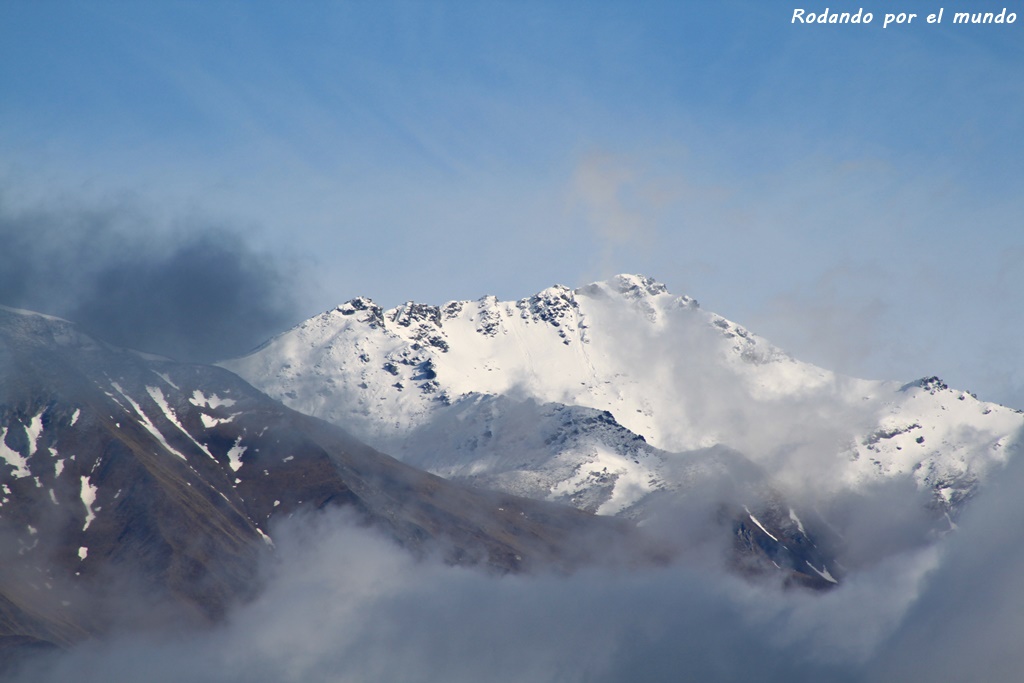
[0, 305, 649, 654]
[224, 274, 1024, 520]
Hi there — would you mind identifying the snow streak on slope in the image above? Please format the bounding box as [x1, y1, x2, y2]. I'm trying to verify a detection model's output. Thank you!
[224, 275, 1024, 514]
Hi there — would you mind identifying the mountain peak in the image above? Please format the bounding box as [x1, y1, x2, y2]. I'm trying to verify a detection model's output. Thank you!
[575, 275, 699, 311]
[605, 273, 670, 299]
[335, 297, 385, 328]
[533, 283, 574, 298]
[389, 301, 442, 329]
[335, 296, 378, 313]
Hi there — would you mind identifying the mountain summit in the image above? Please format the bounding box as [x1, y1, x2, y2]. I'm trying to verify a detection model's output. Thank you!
[224, 274, 1024, 519]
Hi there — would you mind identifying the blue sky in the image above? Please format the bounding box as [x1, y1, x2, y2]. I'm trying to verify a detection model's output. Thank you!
[1, 1, 1022, 406]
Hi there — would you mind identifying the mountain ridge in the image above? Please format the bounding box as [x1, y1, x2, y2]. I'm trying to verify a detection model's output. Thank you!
[223, 274, 1024, 520]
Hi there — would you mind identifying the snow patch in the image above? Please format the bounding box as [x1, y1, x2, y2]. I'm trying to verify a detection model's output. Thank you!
[0, 427, 31, 478]
[805, 561, 838, 584]
[227, 438, 246, 472]
[745, 507, 779, 542]
[190, 390, 236, 409]
[257, 528, 274, 546]
[147, 386, 216, 461]
[201, 413, 236, 429]
[25, 412, 44, 456]
[112, 384, 189, 461]
[80, 476, 98, 530]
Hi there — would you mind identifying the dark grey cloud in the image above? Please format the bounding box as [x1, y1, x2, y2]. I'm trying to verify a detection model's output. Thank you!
[0, 191, 300, 362]
[66, 231, 297, 363]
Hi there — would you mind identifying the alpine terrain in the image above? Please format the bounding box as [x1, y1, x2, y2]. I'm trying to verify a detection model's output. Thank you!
[224, 273, 1024, 538]
[5, 273, 1020, 669]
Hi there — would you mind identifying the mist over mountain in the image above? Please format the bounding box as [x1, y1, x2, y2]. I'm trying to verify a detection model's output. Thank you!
[3, 275, 1024, 682]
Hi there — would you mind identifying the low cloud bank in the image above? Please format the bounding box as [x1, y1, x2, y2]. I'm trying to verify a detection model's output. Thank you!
[16, 440, 1024, 683]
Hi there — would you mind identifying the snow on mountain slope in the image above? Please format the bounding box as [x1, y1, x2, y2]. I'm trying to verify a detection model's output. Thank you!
[385, 394, 669, 516]
[223, 275, 1024, 515]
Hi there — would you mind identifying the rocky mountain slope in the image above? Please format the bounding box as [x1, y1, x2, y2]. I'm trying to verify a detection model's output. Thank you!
[224, 274, 1024, 521]
[0, 305, 655, 658]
